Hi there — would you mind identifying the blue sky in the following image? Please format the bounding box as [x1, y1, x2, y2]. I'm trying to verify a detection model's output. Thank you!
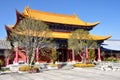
[0, 0, 120, 39]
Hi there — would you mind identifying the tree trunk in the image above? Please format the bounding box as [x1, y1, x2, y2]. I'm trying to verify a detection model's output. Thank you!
[30, 48, 36, 66]
[26, 50, 30, 65]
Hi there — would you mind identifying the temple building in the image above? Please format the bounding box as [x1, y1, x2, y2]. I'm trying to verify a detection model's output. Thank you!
[5, 7, 111, 65]
[101, 40, 120, 58]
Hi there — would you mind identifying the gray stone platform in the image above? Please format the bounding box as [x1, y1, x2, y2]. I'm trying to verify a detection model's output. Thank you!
[0, 68, 120, 80]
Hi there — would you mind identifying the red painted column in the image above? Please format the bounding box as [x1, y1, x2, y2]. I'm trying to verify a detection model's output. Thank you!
[97, 47, 101, 61]
[67, 49, 70, 62]
[86, 48, 89, 59]
[6, 58, 9, 66]
[72, 48, 75, 62]
[36, 48, 39, 62]
[14, 47, 19, 63]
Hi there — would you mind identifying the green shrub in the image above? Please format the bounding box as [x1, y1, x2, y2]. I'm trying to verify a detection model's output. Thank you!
[105, 57, 117, 62]
[0, 59, 3, 70]
[0, 59, 3, 66]
[1, 67, 10, 71]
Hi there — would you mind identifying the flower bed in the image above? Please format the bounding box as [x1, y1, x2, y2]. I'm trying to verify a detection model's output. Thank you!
[73, 63, 95, 67]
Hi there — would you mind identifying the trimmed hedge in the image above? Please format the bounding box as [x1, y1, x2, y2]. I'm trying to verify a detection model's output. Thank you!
[19, 65, 39, 71]
[73, 63, 95, 67]
[19, 65, 30, 71]
[105, 57, 117, 62]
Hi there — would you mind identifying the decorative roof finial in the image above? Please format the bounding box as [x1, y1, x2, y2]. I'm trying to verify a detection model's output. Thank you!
[25, 6, 30, 10]
[23, 6, 30, 15]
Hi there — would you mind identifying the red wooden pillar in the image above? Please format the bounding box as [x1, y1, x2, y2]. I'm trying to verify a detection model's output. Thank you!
[97, 47, 101, 61]
[67, 49, 70, 62]
[86, 48, 88, 59]
[14, 47, 19, 63]
[6, 58, 9, 66]
[36, 48, 39, 62]
[72, 48, 75, 62]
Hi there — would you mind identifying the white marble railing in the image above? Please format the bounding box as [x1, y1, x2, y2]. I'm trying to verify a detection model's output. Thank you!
[95, 62, 120, 71]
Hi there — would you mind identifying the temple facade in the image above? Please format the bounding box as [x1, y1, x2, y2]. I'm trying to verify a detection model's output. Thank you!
[5, 7, 111, 65]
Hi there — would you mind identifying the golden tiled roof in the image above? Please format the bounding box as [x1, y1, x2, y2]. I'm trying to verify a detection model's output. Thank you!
[22, 6, 99, 27]
[5, 7, 111, 41]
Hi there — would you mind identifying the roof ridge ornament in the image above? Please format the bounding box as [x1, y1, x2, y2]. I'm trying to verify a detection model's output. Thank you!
[25, 6, 30, 10]
[23, 6, 30, 16]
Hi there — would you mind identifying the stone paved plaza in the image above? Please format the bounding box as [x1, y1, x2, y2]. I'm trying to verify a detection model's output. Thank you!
[0, 68, 120, 80]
